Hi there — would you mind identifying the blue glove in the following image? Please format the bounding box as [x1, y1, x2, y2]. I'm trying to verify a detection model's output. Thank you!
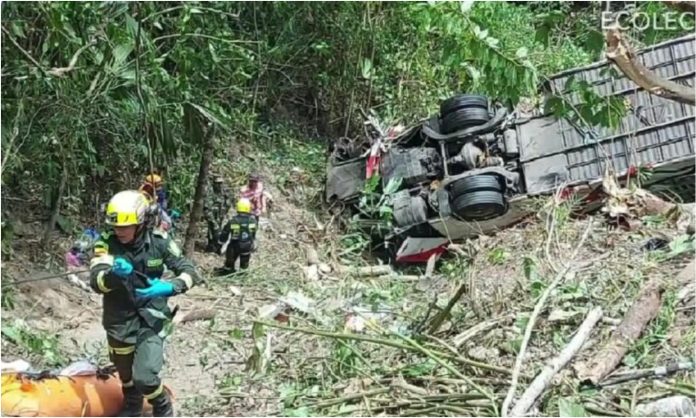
[135, 278, 175, 300]
[169, 209, 181, 220]
[112, 257, 133, 278]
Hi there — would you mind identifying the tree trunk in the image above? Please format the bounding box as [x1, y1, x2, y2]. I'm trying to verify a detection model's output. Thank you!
[43, 162, 68, 246]
[183, 124, 216, 256]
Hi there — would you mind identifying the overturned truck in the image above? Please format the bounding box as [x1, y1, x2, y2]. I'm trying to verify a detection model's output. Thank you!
[326, 35, 695, 263]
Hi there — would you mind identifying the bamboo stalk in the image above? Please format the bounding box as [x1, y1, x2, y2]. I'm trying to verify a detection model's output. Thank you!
[253, 320, 510, 375]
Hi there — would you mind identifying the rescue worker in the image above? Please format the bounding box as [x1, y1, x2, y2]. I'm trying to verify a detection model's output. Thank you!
[139, 179, 173, 233]
[215, 198, 257, 276]
[239, 173, 270, 220]
[89, 190, 200, 417]
[204, 176, 232, 253]
[142, 173, 169, 212]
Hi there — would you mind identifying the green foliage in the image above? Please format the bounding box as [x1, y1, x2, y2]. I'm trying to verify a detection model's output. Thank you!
[487, 247, 509, 265]
[558, 397, 589, 417]
[2, 1, 690, 221]
[1, 319, 66, 367]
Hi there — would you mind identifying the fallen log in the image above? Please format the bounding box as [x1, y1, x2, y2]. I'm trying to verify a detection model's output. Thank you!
[510, 307, 603, 416]
[577, 279, 664, 385]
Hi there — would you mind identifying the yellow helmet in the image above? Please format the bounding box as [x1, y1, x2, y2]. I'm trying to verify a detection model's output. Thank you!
[144, 174, 163, 188]
[105, 190, 150, 226]
[236, 198, 252, 214]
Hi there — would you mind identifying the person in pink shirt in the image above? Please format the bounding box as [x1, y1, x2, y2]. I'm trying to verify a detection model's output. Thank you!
[239, 173, 269, 219]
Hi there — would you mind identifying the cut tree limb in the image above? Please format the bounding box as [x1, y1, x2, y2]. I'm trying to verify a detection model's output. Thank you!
[577, 277, 665, 385]
[510, 307, 604, 416]
[605, 25, 695, 106]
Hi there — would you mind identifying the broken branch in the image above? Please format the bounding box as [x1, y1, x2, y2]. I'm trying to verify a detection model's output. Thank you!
[47, 40, 97, 77]
[510, 307, 603, 416]
[605, 26, 695, 105]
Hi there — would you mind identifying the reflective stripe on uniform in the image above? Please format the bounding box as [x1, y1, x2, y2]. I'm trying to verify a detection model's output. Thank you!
[144, 383, 164, 400]
[90, 254, 114, 269]
[96, 271, 112, 293]
[109, 345, 135, 355]
[178, 273, 193, 290]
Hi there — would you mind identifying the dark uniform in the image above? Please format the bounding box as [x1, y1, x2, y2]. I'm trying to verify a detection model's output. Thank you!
[204, 182, 232, 253]
[218, 213, 257, 274]
[90, 229, 200, 416]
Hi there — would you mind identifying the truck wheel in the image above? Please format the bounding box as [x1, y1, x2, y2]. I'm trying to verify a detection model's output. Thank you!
[440, 94, 488, 117]
[441, 107, 490, 134]
[450, 175, 503, 197]
[452, 190, 506, 221]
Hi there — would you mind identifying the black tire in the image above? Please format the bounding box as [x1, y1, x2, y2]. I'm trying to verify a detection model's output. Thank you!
[450, 175, 503, 197]
[452, 190, 506, 221]
[440, 94, 488, 117]
[441, 107, 490, 134]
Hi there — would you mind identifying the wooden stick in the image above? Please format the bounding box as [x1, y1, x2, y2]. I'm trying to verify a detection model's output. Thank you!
[501, 221, 593, 416]
[510, 307, 604, 416]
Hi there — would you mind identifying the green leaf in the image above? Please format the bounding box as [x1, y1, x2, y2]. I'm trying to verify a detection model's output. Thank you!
[515, 47, 528, 59]
[460, 0, 475, 13]
[522, 256, 538, 281]
[112, 44, 134, 68]
[485, 36, 499, 48]
[361, 58, 373, 79]
[584, 30, 605, 55]
[558, 397, 588, 417]
[10, 22, 25, 38]
[383, 177, 402, 195]
[209, 43, 220, 63]
[1, 324, 21, 344]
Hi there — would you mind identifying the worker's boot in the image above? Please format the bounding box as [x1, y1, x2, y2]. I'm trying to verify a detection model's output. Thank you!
[119, 386, 144, 417]
[149, 391, 174, 417]
[214, 266, 234, 276]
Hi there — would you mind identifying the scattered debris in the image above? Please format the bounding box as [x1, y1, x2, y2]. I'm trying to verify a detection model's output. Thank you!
[600, 361, 694, 387]
[634, 396, 696, 417]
